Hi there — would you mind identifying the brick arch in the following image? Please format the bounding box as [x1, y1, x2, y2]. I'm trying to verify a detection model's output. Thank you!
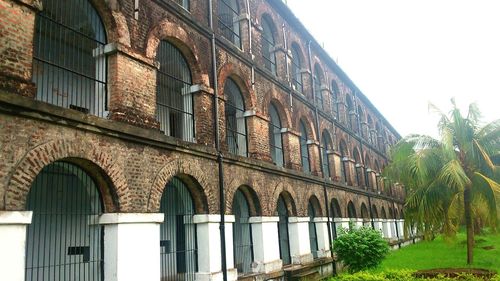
[268, 181, 298, 216]
[263, 97, 292, 129]
[226, 185, 262, 217]
[5, 139, 128, 212]
[330, 198, 343, 218]
[290, 41, 307, 68]
[346, 200, 357, 218]
[88, 0, 131, 47]
[296, 115, 317, 141]
[145, 19, 209, 86]
[360, 202, 369, 220]
[305, 192, 324, 217]
[338, 138, 349, 157]
[364, 152, 372, 168]
[258, 12, 281, 45]
[147, 158, 215, 213]
[321, 129, 334, 150]
[218, 63, 255, 109]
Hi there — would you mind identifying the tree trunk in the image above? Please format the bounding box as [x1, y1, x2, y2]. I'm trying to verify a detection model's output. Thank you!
[464, 185, 474, 264]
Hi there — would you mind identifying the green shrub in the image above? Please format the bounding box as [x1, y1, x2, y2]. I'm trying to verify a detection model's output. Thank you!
[328, 270, 500, 281]
[332, 226, 389, 273]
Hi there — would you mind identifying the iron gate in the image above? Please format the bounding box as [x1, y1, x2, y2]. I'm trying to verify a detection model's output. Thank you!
[25, 161, 103, 281]
[233, 190, 253, 274]
[160, 177, 197, 281]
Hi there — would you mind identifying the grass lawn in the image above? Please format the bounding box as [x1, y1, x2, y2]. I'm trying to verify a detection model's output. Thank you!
[372, 231, 500, 273]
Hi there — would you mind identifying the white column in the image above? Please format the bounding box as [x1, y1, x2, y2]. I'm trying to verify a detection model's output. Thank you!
[313, 217, 332, 258]
[288, 217, 313, 264]
[193, 214, 237, 281]
[373, 219, 384, 235]
[382, 219, 393, 239]
[389, 219, 398, 239]
[99, 213, 164, 281]
[333, 218, 350, 235]
[249, 216, 282, 273]
[355, 218, 364, 229]
[0, 211, 33, 281]
[397, 219, 405, 239]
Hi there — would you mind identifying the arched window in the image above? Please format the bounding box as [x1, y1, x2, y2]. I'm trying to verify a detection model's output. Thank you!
[347, 201, 357, 219]
[358, 105, 365, 138]
[261, 16, 277, 75]
[361, 203, 370, 225]
[33, 0, 107, 117]
[331, 81, 340, 119]
[224, 78, 248, 156]
[353, 147, 363, 187]
[299, 120, 311, 174]
[367, 115, 374, 144]
[290, 44, 303, 94]
[160, 177, 197, 280]
[330, 198, 342, 238]
[277, 196, 291, 265]
[218, 0, 241, 47]
[174, 0, 190, 10]
[26, 161, 103, 280]
[321, 131, 332, 178]
[313, 65, 324, 110]
[339, 140, 349, 184]
[308, 200, 319, 258]
[346, 95, 356, 131]
[156, 41, 194, 141]
[233, 190, 253, 274]
[269, 103, 284, 167]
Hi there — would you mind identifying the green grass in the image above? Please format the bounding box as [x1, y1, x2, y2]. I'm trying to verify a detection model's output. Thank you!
[372, 231, 500, 272]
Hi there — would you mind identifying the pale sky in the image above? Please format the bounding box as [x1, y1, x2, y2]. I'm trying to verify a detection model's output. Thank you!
[286, 0, 499, 138]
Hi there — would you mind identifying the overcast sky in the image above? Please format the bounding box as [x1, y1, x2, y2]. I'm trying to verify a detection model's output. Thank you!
[285, 0, 499, 138]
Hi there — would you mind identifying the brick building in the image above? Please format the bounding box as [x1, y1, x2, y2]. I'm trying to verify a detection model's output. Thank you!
[0, 0, 407, 280]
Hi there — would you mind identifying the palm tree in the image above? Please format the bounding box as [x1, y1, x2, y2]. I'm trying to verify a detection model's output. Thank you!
[385, 99, 499, 264]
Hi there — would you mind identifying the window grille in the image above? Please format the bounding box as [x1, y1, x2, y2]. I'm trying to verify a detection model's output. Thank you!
[160, 177, 197, 281]
[314, 66, 324, 110]
[321, 133, 331, 178]
[224, 78, 247, 157]
[261, 17, 277, 75]
[218, 0, 241, 48]
[307, 202, 319, 259]
[25, 161, 103, 281]
[269, 104, 284, 167]
[32, 0, 107, 117]
[156, 41, 194, 142]
[290, 45, 303, 94]
[299, 121, 310, 173]
[173, 0, 190, 10]
[277, 196, 291, 265]
[233, 190, 253, 274]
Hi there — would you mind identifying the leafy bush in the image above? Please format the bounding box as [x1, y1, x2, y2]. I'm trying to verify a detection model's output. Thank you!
[328, 270, 500, 281]
[332, 226, 389, 273]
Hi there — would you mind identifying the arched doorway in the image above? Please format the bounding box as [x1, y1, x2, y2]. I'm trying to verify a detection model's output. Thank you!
[160, 177, 197, 280]
[307, 198, 320, 258]
[330, 199, 342, 238]
[276, 195, 291, 265]
[26, 161, 104, 281]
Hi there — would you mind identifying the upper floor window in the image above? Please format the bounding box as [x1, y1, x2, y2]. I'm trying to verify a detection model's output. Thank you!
[218, 0, 241, 48]
[224, 78, 248, 157]
[313, 65, 324, 110]
[290, 44, 303, 94]
[331, 81, 340, 117]
[321, 131, 332, 178]
[156, 41, 194, 141]
[269, 103, 284, 167]
[299, 120, 310, 174]
[33, 0, 107, 117]
[261, 16, 277, 75]
[173, 0, 190, 10]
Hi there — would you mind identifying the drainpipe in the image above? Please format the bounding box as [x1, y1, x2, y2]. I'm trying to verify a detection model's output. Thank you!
[245, 0, 255, 91]
[281, 23, 293, 112]
[307, 40, 334, 262]
[367, 194, 375, 229]
[208, 1, 228, 280]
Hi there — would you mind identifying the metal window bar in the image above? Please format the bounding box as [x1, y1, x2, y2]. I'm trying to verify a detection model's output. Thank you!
[261, 19, 277, 75]
[308, 203, 318, 259]
[156, 40, 194, 142]
[25, 161, 103, 281]
[321, 144, 330, 178]
[224, 79, 248, 157]
[269, 104, 284, 167]
[217, 0, 241, 48]
[33, 0, 107, 118]
[233, 190, 253, 275]
[314, 74, 323, 110]
[299, 123, 310, 173]
[277, 197, 291, 265]
[290, 48, 303, 94]
[160, 177, 198, 281]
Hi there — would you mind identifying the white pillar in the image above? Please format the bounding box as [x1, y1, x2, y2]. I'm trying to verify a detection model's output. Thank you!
[313, 217, 332, 258]
[99, 213, 163, 281]
[373, 219, 384, 235]
[389, 219, 398, 239]
[248, 216, 282, 273]
[0, 211, 33, 281]
[382, 219, 393, 239]
[288, 217, 313, 264]
[397, 219, 405, 239]
[333, 218, 350, 235]
[355, 218, 364, 229]
[193, 214, 237, 281]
